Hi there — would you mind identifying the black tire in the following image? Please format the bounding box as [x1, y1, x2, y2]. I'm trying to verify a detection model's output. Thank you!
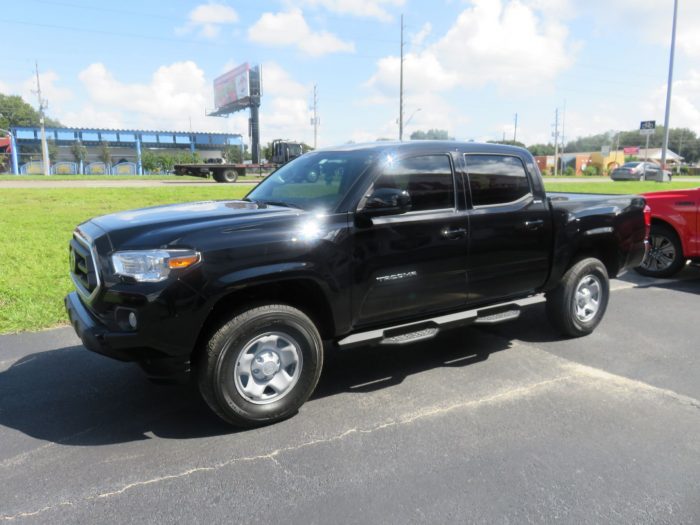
[221, 169, 238, 183]
[635, 223, 685, 278]
[546, 257, 610, 338]
[197, 304, 323, 427]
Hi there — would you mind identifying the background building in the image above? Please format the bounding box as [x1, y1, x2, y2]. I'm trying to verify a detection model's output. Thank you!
[6, 126, 242, 175]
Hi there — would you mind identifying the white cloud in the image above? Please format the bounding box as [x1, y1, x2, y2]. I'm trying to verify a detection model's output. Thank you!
[293, 0, 404, 22]
[248, 9, 355, 57]
[69, 61, 222, 131]
[410, 22, 432, 48]
[645, 70, 700, 132]
[361, 0, 576, 141]
[178, 2, 238, 39]
[257, 62, 314, 145]
[585, 0, 700, 59]
[432, 0, 573, 90]
[53, 61, 312, 148]
[20, 70, 73, 107]
[368, 0, 575, 96]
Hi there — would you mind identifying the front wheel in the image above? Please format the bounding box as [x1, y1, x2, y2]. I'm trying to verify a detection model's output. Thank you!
[635, 224, 685, 278]
[197, 304, 323, 427]
[546, 257, 610, 338]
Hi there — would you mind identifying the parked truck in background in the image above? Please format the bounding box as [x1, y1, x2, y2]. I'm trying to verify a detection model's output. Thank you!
[636, 187, 699, 277]
[65, 141, 649, 427]
[174, 139, 304, 183]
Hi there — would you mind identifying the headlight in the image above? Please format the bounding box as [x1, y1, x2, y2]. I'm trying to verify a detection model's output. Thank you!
[111, 250, 201, 282]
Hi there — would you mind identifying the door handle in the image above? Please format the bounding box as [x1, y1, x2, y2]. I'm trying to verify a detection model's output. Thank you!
[524, 219, 544, 231]
[441, 227, 467, 240]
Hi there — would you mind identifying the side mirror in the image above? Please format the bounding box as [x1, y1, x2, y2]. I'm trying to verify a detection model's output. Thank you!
[360, 188, 412, 218]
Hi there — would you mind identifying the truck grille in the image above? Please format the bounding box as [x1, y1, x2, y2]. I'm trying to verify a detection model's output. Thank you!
[69, 230, 101, 300]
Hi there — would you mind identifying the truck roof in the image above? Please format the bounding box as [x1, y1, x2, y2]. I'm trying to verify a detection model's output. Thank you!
[315, 140, 531, 157]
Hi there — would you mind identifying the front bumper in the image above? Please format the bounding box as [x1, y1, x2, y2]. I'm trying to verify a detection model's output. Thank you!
[65, 291, 150, 362]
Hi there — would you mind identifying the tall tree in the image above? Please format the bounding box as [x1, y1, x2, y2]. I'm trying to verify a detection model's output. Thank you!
[98, 142, 112, 166]
[410, 129, 453, 140]
[0, 94, 62, 129]
[527, 143, 556, 156]
[70, 140, 87, 164]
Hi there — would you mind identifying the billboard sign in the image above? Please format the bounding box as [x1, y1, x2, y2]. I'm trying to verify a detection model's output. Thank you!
[214, 63, 250, 110]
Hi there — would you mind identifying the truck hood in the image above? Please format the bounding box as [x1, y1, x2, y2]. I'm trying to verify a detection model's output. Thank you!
[89, 200, 301, 249]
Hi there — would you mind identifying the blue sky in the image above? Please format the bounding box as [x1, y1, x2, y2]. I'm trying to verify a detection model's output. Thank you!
[1, 0, 698, 148]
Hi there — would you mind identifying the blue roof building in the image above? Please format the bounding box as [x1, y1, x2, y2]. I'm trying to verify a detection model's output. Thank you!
[8, 126, 242, 175]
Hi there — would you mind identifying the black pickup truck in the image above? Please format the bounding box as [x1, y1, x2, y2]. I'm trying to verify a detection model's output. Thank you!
[65, 141, 649, 426]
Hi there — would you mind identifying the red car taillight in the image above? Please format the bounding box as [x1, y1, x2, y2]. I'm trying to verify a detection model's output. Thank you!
[643, 204, 652, 240]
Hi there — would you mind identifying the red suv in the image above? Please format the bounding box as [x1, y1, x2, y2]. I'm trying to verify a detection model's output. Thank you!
[637, 188, 699, 277]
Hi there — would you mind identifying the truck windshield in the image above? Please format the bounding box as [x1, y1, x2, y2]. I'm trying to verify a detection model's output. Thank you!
[246, 151, 374, 211]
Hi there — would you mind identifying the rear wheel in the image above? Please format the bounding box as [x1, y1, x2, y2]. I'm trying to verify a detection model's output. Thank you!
[546, 257, 610, 338]
[216, 169, 238, 183]
[197, 304, 323, 427]
[635, 223, 685, 278]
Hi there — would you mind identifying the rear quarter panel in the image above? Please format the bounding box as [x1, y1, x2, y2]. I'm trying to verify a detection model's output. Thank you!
[643, 188, 699, 257]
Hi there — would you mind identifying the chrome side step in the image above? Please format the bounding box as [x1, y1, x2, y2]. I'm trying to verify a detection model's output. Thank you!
[473, 308, 521, 325]
[337, 295, 544, 348]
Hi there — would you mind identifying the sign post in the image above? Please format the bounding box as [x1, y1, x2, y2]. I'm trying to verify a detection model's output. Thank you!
[639, 120, 655, 170]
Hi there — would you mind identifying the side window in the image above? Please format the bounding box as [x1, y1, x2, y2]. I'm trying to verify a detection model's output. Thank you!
[374, 155, 455, 212]
[465, 154, 531, 206]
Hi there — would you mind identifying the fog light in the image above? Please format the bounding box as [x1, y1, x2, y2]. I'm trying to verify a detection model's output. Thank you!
[128, 312, 138, 329]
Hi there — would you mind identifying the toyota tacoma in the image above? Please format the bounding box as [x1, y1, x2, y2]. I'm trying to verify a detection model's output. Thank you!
[65, 141, 649, 427]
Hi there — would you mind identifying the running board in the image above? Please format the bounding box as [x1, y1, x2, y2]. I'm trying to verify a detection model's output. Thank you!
[337, 296, 544, 348]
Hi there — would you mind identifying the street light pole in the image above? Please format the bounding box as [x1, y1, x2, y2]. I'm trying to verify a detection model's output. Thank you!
[405, 108, 421, 128]
[660, 0, 679, 174]
[399, 14, 405, 141]
[34, 62, 51, 176]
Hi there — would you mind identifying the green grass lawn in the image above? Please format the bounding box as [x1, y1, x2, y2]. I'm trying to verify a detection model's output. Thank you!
[0, 185, 252, 334]
[2, 178, 699, 334]
[544, 180, 700, 194]
[0, 174, 266, 182]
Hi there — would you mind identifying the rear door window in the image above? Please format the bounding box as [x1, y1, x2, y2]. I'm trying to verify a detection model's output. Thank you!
[464, 154, 531, 207]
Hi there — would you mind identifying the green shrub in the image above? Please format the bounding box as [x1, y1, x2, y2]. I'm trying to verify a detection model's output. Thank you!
[583, 165, 599, 176]
[563, 166, 575, 177]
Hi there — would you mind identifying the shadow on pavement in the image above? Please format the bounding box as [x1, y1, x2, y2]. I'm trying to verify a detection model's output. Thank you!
[616, 264, 700, 294]
[0, 326, 518, 447]
[9, 267, 694, 447]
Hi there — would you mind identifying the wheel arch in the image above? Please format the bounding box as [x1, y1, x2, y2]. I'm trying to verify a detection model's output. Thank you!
[192, 277, 336, 362]
[566, 236, 620, 279]
[650, 216, 688, 257]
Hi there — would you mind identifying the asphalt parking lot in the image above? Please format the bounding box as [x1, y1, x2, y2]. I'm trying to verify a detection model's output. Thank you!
[1, 266, 699, 523]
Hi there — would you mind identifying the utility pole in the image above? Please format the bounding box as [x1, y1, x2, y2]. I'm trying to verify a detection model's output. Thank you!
[560, 99, 566, 153]
[676, 129, 684, 174]
[553, 108, 560, 177]
[513, 113, 518, 142]
[399, 14, 404, 141]
[311, 84, 319, 149]
[661, 0, 678, 174]
[34, 61, 50, 176]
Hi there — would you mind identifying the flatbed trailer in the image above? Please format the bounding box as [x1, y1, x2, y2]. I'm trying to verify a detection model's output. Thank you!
[173, 163, 277, 183]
